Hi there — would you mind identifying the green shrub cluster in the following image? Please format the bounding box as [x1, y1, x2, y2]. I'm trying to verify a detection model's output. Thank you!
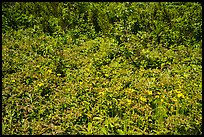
[2, 2, 202, 135]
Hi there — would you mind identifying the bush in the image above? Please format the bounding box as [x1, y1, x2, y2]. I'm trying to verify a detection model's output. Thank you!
[2, 2, 202, 135]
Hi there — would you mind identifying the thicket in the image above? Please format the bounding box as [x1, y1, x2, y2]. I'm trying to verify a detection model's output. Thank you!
[2, 2, 202, 135]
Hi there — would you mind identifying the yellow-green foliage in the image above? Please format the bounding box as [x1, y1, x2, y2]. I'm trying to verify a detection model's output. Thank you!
[2, 2, 202, 135]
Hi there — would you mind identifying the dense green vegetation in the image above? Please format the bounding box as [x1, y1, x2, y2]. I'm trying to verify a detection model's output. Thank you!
[2, 2, 202, 135]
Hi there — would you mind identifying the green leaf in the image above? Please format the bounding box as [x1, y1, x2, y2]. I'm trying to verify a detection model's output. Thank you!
[87, 122, 92, 133]
[93, 117, 103, 121]
[117, 129, 125, 135]
[101, 127, 107, 134]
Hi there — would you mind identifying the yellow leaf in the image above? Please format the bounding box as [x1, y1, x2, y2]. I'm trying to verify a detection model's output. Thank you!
[175, 90, 180, 93]
[48, 69, 52, 73]
[146, 90, 152, 95]
[140, 96, 147, 102]
[157, 92, 161, 95]
[177, 93, 184, 98]
[38, 82, 44, 87]
[155, 95, 159, 98]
